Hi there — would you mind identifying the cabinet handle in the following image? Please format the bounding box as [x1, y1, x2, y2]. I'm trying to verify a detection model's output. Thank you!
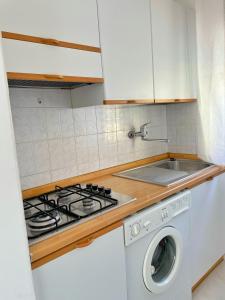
[206, 176, 214, 181]
[41, 38, 60, 46]
[174, 99, 180, 102]
[76, 238, 95, 249]
[43, 74, 65, 80]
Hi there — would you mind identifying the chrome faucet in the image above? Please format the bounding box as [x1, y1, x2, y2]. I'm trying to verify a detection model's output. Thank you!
[128, 122, 169, 142]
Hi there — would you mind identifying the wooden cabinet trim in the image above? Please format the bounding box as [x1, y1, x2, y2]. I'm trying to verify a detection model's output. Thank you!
[103, 99, 155, 105]
[155, 98, 197, 104]
[7, 72, 104, 83]
[31, 221, 122, 269]
[2, 31, 101, 53]
[192, 257, 224, 292]
[169, 153, 199, 160]
[104, 99, 197, 105]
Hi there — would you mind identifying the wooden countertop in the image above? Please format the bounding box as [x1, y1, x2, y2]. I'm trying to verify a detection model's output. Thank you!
[28, 154, 225, 268]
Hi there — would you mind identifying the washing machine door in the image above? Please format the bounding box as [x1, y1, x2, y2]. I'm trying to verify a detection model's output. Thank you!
[143, 226, 183, 294]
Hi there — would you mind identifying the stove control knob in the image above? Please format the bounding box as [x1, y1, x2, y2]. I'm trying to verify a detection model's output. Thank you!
[86, 183, 92, 189]
[105, 188, 112, 195]
[131, 223, 141, 237]
[98, 186, 104, 193]
[92, 184, 98, 191]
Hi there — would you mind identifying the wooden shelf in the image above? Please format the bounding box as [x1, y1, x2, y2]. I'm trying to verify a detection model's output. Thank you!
[2, 31, 101, 53]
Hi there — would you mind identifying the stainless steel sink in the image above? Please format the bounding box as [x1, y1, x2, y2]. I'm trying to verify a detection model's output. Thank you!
[114, 159, 214, 186]
[156, 159, 212, 172]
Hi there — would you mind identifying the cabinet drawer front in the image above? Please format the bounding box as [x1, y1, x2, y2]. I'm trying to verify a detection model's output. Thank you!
[0, 0, 100, 47]
[2, 39, 103, 78]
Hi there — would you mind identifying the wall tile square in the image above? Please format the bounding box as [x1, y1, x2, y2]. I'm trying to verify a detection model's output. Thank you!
[21, 172, 51, 190]
[46, 109, 61, 139]
[12, 108, 33, 143]
[98, 132, 118, 168]
[33, 141, 50, 173]
[60, 108, 74, 138]
[30, 108, 47, 141]
[62, 137, 77, 167]
[75, 135, 99, 174]
[48, 139, 64, 170]
[16, 143, 35, 177]
[96, 106, 116, 133]
[86, 107, 97, 135]
[73, 108, 86, 136]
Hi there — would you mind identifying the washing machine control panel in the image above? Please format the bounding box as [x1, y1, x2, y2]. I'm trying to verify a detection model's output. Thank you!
[124, 190, 191, 246]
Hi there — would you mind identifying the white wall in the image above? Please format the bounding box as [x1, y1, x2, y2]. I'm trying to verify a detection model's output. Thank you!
[10, 88, 168, 190]
[0, 44, 35, 299]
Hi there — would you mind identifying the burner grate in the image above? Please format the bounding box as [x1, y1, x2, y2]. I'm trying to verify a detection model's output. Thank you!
[24, 184, 118, 240]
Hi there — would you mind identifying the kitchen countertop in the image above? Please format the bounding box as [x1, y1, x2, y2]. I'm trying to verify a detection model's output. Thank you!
[29, 155, 225, 268]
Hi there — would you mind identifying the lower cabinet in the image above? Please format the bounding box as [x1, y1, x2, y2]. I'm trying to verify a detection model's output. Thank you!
[32, 226, 127, 300]
[190, 173, 225, 286]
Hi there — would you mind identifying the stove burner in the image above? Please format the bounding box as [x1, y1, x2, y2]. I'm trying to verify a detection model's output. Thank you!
[82, 198, 95, 209]
[28, 210, 61, 232]
[57, 189, 70, 197]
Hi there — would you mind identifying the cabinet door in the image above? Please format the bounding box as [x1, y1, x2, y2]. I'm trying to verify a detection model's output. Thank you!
[32, 227, 127, 300]
[151, 0, 193, 101]
[0, 0, 100, 47]
[97, 0, 154, 102]
[2, 39, 102, 78]
[190, 174, 225, 286]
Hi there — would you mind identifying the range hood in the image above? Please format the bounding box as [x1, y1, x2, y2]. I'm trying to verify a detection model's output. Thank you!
[7, 73, 104, 89]
[2, 33, 104, 90]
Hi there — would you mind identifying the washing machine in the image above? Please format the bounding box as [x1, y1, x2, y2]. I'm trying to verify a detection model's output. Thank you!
[124, 190, 192, 300]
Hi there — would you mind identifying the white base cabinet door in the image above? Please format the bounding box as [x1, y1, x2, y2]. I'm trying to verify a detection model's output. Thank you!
[32, 226, 127, 300]
[190, 173, 225, 286]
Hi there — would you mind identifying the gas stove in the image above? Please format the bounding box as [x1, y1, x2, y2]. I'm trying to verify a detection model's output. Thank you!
[24, 183, 134, 242]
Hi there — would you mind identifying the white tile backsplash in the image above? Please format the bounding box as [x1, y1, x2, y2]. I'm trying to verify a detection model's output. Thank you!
[9, 88, 199, 191]
[167, 103, 198, 154]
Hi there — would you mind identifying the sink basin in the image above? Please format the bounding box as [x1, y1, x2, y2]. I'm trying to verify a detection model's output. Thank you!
[155, 159, 212, 172]
[114, 159, 214, 186]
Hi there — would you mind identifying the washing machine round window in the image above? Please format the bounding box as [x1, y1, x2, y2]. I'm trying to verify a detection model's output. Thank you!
[143, 226, 183, 294]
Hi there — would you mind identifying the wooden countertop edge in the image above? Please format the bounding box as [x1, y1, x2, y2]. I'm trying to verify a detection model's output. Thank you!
[29, 163, 225, 267]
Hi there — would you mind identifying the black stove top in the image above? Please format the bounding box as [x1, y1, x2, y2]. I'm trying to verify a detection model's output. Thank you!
[24, 184, 118, 240]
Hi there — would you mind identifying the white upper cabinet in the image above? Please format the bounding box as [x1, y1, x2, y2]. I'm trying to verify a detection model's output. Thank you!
[151, 0, 194, 101]
[0, 0, 100, 47]
[97, 0, 154, 103]
[2, 39, 102, 78]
